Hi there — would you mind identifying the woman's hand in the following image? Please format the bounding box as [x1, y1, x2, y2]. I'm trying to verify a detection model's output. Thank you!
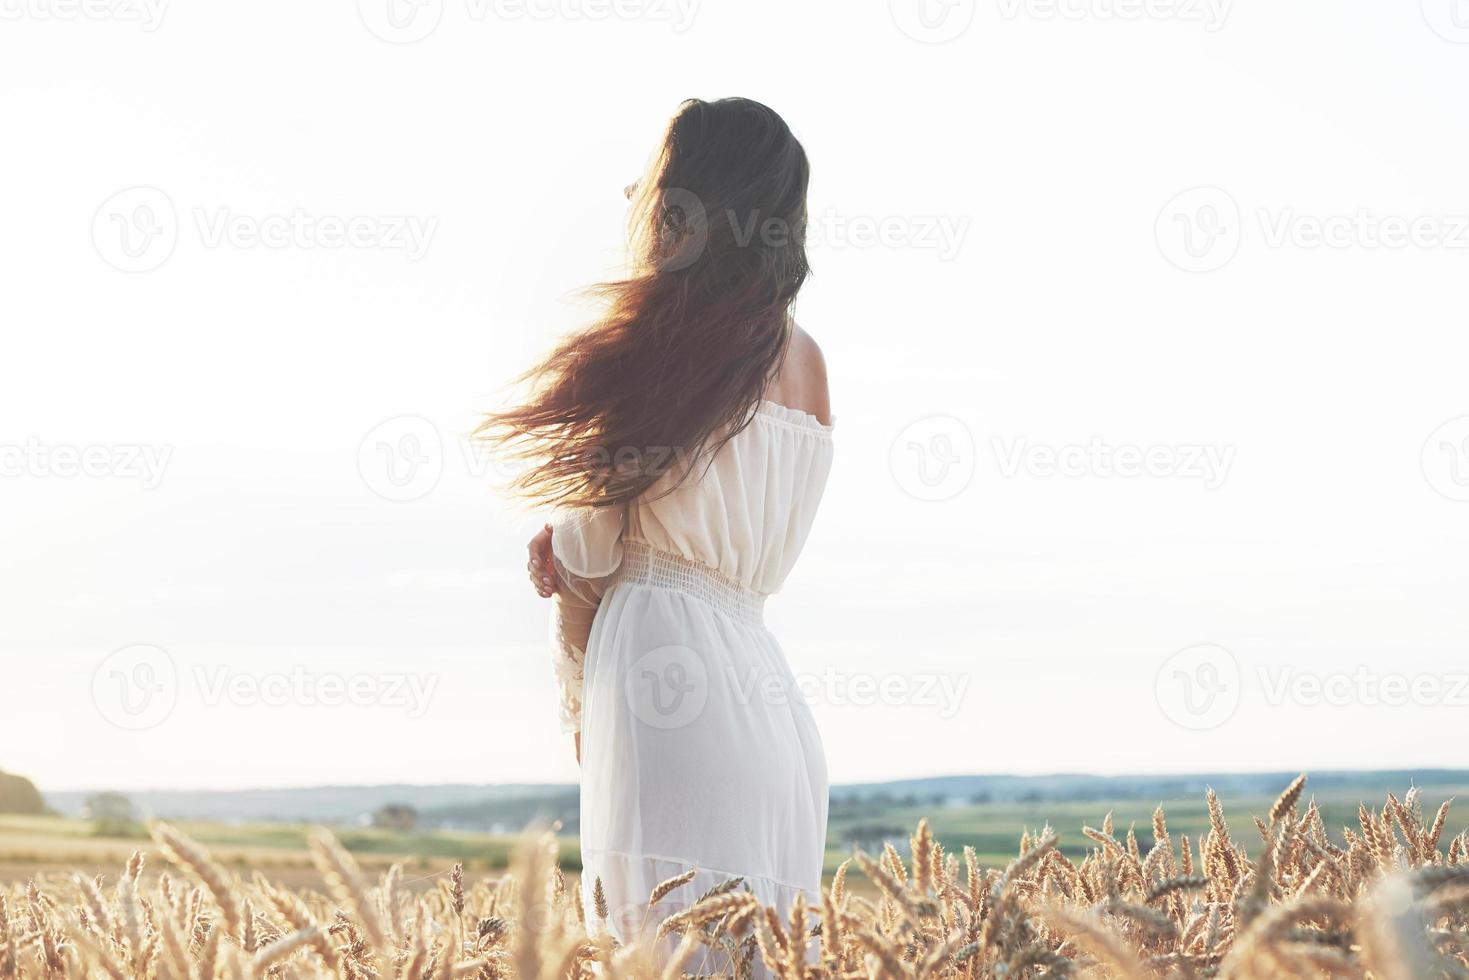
[527, 523, 558, 598]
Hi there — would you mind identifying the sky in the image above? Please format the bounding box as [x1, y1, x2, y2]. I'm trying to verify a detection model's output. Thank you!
[3, 0, 1469, 793]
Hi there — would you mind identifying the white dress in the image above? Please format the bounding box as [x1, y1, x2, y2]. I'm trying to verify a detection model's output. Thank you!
[549, 399, 834, 944]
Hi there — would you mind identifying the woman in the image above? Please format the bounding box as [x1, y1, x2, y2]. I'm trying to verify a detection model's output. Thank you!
[482, 97, 833, 952]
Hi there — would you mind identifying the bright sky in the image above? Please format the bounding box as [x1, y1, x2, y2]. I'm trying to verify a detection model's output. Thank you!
[3, 0, 1469, 794]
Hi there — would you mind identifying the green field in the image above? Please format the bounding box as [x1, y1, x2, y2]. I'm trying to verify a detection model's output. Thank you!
[0, 813, 541, 882]
[827, 786, 1467, 869]
[7, 777, 1463, 885]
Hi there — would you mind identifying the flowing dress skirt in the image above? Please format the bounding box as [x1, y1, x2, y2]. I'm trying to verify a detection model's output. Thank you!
[577, 543, 829, 946]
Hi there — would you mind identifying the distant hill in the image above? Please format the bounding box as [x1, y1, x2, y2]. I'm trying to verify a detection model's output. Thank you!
[0, 770, 47, 815]
[41, 769, 1468, 833]
[827, 769, 1469, 806]
[42, 784, 573, 826]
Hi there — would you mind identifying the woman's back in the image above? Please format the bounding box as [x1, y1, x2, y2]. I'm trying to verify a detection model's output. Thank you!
[628, 396, 833, 594]
[554, 325, 833, 594]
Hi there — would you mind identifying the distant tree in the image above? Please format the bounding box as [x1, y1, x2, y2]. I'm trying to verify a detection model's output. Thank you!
[842, 823, 908, 852]
[0, 770, 46, 815]
[373, 803, 417, 831]
[84, 792, 139, 836]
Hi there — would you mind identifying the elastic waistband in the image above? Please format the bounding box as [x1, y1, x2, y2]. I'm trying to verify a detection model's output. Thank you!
[615, 542, 766, 626]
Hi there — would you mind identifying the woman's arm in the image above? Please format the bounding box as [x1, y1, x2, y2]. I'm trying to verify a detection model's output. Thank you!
[549, 550, 609, 741]
[534, 506, 626, 761]
[527, 524, 558, 597]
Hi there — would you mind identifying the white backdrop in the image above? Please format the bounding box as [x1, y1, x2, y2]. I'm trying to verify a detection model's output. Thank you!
[3, 0, 1468, 791]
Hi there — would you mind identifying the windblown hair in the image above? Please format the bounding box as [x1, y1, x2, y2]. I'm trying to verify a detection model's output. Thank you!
[479, 97, 811, 509]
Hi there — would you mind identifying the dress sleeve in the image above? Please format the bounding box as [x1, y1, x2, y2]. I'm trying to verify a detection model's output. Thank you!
[548, 504, 626, 734]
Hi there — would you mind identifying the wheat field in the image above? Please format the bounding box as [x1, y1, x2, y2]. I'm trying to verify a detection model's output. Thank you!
[3, 775, 1467, 979]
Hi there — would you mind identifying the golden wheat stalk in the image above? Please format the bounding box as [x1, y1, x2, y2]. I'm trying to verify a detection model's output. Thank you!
[306, 828, 389, 951]
[149, 824, 244, 941]
[654, 893, 756, 940]
[646, 869, 696, 908]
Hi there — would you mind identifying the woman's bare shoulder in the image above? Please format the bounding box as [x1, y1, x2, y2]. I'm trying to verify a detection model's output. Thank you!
[768, 322, 832, 425]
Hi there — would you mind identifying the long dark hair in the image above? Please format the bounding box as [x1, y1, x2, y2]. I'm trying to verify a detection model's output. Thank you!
[479, 97, 811, 509]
